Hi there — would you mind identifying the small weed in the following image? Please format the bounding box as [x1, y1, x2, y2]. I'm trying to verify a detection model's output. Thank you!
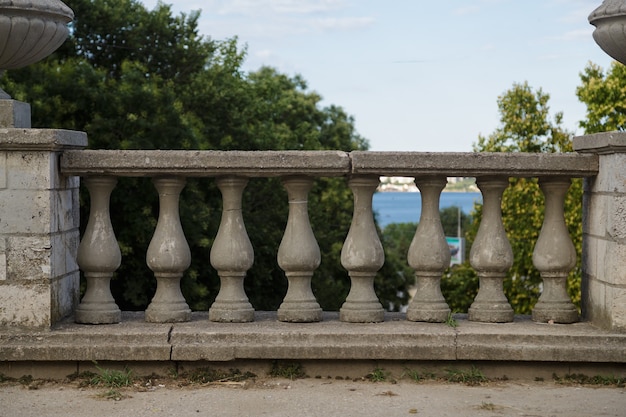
[188, 368, 256, 384]
[17, 375, 33, 386]
[445, 366, 488, 386]
[90, 363, 132, 388]
[167, 367, 179, 379]
[479, 402, 496, 411]
[0, 373, 14, 383]
[553, 373, 625, 387]
[402, 368, 436, 382]
[98, 389, 125, 401]
[269, 361, 306, 380]
[367, 367, 389, 382]
[534, 377, 544, 382]
[445, 313, 458, 328]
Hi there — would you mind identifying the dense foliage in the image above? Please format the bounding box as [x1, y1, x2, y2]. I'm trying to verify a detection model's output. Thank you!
[3, 0, 413, 311]
[577, 61, 626, 133]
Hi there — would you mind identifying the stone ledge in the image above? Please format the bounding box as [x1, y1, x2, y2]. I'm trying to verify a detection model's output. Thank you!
[0, 129, 87, 151]
[61, 150, 351, 177]
[1, 312, 624, 364]
[574, 131, 626, 154]
[351, 152, 599, 177]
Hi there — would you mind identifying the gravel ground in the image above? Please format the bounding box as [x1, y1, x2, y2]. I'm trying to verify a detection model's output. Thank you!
[1, 377, 624, 417]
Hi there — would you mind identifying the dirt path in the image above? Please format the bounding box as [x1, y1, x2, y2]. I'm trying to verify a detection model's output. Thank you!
[1, 378, 624, 417]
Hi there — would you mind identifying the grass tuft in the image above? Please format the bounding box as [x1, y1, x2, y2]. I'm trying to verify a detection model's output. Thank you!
[366, 367, 389, 382]
[268, 361, 306, 380]
[445, 366, 488, 386]
[89, 363, 132, 388]
[445, 312, 458, 328]
[553, 373, 625, 387]
[402, 368, 436, 382]
[187, 368, 256, 384]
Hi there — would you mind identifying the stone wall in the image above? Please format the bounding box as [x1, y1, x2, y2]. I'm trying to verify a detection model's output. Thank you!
[0, 99, 86, 328]
[574, 132, 626, 331]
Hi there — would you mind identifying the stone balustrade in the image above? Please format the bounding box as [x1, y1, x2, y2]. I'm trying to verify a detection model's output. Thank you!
[49, 148, 600, 327]
[8, 108, 626, 334]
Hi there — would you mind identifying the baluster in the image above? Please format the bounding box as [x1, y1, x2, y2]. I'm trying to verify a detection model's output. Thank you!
[145, 177, 192, 323]
[532, 177, 579, 323]
[406, 176, 451, 322]
[209, 176, 255, 322]
[277, 176, 323, 322]
[75, 177, 121, 324]
[340, 175, 385, 323]
[469, 177, 514, 323]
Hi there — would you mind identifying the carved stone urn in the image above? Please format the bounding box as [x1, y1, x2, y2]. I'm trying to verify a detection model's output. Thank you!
[0, 0, 74, 98]
[589, 0, 626, 65]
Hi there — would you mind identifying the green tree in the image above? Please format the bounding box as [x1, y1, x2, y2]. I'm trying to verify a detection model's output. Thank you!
[3, 0, 412, 312]
[577, 61, 626, 133]
[445, 82, 582, 314]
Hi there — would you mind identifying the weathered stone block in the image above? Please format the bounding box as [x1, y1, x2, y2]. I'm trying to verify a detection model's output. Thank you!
[0, 152, 6, 189]
[53, 189, 76, 233]
[51, 273, 80, 323]
[0, 189, 52, 234]
[6, 235, 52, 281]
[581, 234, 597, 280]
[6, 151, 57, 190]
[582, 275, 607, 325]
[610, 288, 626, 331]
[594, 237, 607, 285]
[0, 237, 6, 281]
[0, 100, 31, 128]
[595, 154, 626, 193]
[48, 230, 80, 280]
[583, 193, 609, 238]
[0, 282, 51, 328]
[608, 195, 626, 241]
[604, 241, 626, 286]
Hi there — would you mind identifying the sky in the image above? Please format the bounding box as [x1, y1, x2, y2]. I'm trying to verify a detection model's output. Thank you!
[141, 0, 614, 152]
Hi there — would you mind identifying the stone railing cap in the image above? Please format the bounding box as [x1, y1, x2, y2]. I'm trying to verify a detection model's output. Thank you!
[61, 150, 351, 177]
[351, 151, 598, 177]
[0, 128, 87, 151]
[573, 131, 626, 154]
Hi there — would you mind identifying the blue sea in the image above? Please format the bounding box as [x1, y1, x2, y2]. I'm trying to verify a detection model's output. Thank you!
[373, 192, 482, 228]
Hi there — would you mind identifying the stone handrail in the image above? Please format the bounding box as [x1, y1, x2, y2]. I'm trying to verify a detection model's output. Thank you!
[56, 149, 599, 326]
[61, 149, 599, 177]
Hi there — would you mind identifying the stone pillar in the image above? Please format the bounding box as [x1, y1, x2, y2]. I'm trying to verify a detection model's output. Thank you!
[75, 176, 121, 324]
[340, 175, 385, 323]
[468, 176, 514, 323]
[209, 176, 255, 322]
[0, 99, 87, 328]
[574, 132, 626, 331]
[532, 177, 579, 324]
[406, 176, 451, 322]
[145, 177, 192, 323]
[277, 176, 323, 322]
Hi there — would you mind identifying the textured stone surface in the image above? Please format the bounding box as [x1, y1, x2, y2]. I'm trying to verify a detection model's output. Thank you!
[576, 132, 626, 331]
[0, 129, 86, 151]
[608, 194, 626, 240]
[1, 312, 625, 365]
[0, 100, 30, 128]
[350, 151, 599, 177]
[1, 127, 85, 329]
[0, 282, 52, 328]
[61, 150, 351, 177]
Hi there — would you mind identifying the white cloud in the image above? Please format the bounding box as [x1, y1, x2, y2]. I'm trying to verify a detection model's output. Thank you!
[554, 28, 594, 41]
[313, 16, 375, 31]
[454, 6, 480, 16]
[212, 0, 347, 15]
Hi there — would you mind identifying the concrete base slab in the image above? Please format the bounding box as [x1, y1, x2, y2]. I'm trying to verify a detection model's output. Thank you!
[1, 312, 625, 379]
